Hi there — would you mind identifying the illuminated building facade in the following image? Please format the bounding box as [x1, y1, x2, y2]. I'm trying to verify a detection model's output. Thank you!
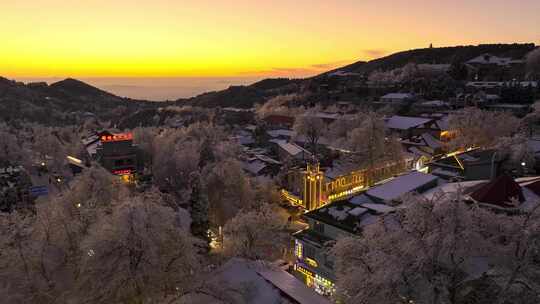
[283, 160, 408, 211]
[303, 162, 324, 210]
[96, 132, 139, 182]
[292, 199, 398, 297]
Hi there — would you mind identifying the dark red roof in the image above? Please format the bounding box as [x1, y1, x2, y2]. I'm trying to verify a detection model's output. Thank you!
[525, 180, 540, 196]
[470, 175, 524, 208]
[263, 114, 295, 126]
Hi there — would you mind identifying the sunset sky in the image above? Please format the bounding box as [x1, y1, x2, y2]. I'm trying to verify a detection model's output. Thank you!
[2, 0, 539, 79]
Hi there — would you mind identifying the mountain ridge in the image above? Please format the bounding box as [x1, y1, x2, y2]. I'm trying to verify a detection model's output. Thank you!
[1, 42, 537, 122]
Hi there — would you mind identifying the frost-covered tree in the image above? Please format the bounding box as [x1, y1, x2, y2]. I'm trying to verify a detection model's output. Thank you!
[198, 138, 215, 169]
[293, 114, 326, 154]
[222, 204, 287, 260]
[0, 171, 201, 304]
[190, 174, 210, 244]
[496, 134, 537, 175]
[152, 133, 200, 199]
[28, 125, 84, 174]
[0, 123, 29, 167]
[79, 193, 201, 303]
[448, 107, 520, 150]
[203, 159, 255, 227]
[133, 126, 159, 169]
[255, 94, 304, 119]
[526, 48, 540, 80]
[331, 191, 540, 304]
[345, 112, 403, 172]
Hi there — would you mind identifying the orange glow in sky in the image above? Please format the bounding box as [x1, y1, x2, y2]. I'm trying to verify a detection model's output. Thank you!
[2, 0, 539, 78]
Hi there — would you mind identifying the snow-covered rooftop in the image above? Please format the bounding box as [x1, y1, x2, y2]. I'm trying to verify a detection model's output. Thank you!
[277, 141, 310, 157]
[421, 133, 443, 149]
[466, 54, 523, 66]
[361, 203, 396, 213]
[350, 194, 375, 206]
[327, 206, 351, 221]
[421, 100, 449, 107]
[242, 160, 267, 175]
[348, 206, 369, 217]
[381, 93, 414, 100]
[435, 116, 450, 131]
[528, 139, 540, 154]
[180, 259, 286, 304]
[366, 171, 438, 202]
[267, 129, 295, 138]
[386, 115, 433, 130]
[257, 269, 332, 304]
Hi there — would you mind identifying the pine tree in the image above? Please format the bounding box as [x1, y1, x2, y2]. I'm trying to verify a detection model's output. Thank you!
[198, 139, 215, 169]
[190, 175, 210, 244]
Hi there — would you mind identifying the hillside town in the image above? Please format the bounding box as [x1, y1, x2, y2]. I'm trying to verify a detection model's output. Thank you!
[1, 44, 540, 304]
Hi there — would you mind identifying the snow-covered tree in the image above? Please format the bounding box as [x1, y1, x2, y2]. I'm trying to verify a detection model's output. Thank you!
[496, 134, 537, 175]
[198, 138, 215, 169]
[0, 123, 29, 167]
[222, 204, 287, 261]
[0, 172, 202, 304]
[202, 159, 255, 227]
[331, 191, 540, 304]
[133, 126, 159, 169]
[293, 114, 326, 154]
[152, 133, 200, 199]
[526, 48, 540, 80]
[448, 107, 520, 150]
[255, 94, 306, 119]
[345, 112, 403, 172]
[190, 174, 210, 244]
[78, 193, 201, 303]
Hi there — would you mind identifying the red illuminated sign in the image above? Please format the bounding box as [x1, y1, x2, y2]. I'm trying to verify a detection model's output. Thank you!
[101, 133, 133, 142]
[112, 169, 132, 175]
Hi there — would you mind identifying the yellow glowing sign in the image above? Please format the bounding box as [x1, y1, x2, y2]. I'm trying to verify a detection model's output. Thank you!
[296, 265, 314, 277]
[325, 170, 365, 194]
[327, 185, 365, 202]
[305, 258, 319, 268]
[295, 240, 303, 259]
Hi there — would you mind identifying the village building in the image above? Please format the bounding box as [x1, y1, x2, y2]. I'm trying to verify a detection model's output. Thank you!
[292, 199, 392, 296]
[385, 115, 441, 139]
[263, 114, 296, 129]
[364, 171, 439, 204]
[416, 100, 452, 112]
[401, 132, 446, 163]
[380, 93, 415, 103]
[427, 149, 503, 181]
[466, 54, 524, 68]
[422, 175, 540, 213]
[484, 103, 531, 116]
[282, 158, 411, 212]
[81, 131, 141, 183]
[273, 140, 313, 162]
[219, 107, 255, 125]
[241, 154, 281, 178]
[292, 171, 440, 296]
[181, 258, 331, 304]
[267, 129, 295, 141]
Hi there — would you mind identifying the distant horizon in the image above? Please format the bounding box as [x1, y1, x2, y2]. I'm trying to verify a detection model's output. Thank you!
[10, 41, 539, 101]
[11, 76, 272, 101]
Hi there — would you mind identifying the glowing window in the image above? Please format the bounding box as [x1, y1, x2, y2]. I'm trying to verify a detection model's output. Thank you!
[295, 241, 303, 259]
